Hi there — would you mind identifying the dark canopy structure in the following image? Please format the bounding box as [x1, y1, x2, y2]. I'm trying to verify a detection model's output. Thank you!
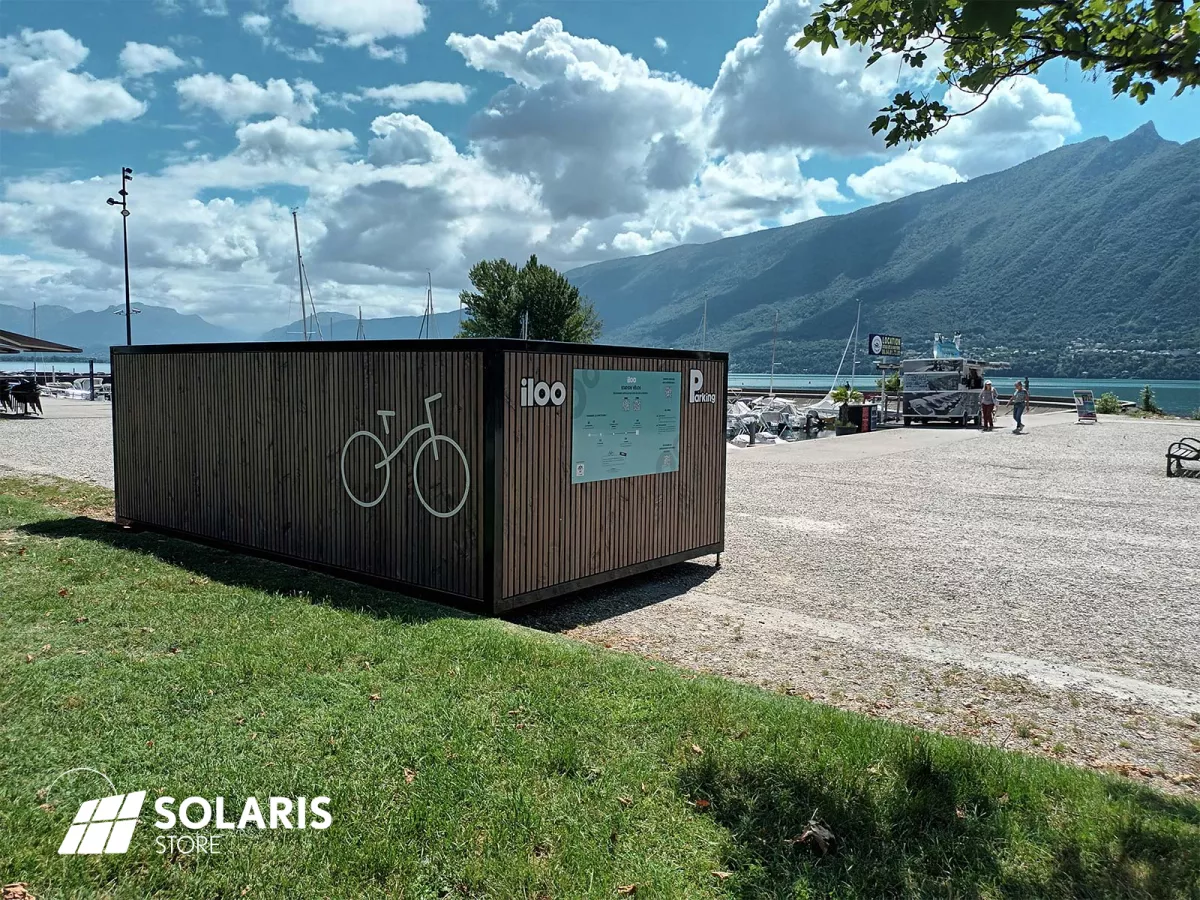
[0, 329, 82, 354]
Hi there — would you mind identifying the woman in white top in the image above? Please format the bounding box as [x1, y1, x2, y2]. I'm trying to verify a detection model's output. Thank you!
[980, 380, 997, 431]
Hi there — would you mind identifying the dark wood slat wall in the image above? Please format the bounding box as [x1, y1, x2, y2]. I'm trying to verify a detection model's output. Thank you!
[114, 348, 484, 602]
[499, 350, 726, 602]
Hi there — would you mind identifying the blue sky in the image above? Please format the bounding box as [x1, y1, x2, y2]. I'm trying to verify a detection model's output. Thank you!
[2, 0, 1197, 334]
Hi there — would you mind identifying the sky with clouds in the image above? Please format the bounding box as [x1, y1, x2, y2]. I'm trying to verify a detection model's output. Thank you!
[2, 0, 1197, 335]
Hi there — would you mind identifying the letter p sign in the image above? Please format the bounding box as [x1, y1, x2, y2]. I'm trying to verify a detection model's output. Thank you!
[689, 368, 716, 404]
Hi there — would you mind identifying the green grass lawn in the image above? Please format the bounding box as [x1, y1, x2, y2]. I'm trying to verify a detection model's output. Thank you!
[2, 476, 1198, 899]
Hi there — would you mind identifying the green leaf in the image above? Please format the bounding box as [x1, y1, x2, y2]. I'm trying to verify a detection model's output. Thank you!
[960, 0, 1020, 34]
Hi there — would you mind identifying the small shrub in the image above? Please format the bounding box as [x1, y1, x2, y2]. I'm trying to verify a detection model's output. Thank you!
[1138, 384, 1161, 414]
[831, 385, 864, 403]
[1190, 408, 1200, 421]
[1094, 392, 1122, 415]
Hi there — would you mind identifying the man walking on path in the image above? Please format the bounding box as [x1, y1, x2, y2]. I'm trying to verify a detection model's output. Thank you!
[980, 380, 997, 431]
[1006, 381, 1029, 433]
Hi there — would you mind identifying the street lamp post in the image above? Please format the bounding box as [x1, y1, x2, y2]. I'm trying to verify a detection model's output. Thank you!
[107, 167, 134, 345]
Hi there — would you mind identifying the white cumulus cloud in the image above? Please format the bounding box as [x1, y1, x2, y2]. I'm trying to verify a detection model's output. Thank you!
[287, 0, 426, 53]
[654, 37, 668, 52]
[119, 41, 187, 78]
[357, 81, 470, 108]
[176, 73, 319, 123]
[0, 29, 146, 132]
[847, 77, 1080, 201]
[448, 17, 708, 220]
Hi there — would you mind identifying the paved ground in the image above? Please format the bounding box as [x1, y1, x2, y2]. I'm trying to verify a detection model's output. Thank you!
[516, 411, 1200, 795]
[0, 398, 114, 487]
[4, 399, 1199, 792]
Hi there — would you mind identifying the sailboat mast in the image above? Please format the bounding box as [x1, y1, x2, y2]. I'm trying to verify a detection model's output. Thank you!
[849, 299, 861, 388]
[769, 311, 778, 396]
[291, 209, 307, 342]
[702, 298, 707, 349]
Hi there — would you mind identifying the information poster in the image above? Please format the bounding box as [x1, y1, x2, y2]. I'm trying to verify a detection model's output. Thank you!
[1073, 390, 1097, 423]
[571, 369, 681, 484]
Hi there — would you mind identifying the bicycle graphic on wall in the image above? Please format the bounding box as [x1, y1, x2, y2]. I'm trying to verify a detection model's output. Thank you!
[339, 392, 470, 518]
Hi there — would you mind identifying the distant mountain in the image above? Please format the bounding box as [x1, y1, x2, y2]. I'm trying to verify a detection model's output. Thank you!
[259, 311, 357, 342]
[0, 303, 75, 335]
[568, 122, 1200, 380]
[0, 303, 241, 360]
[259, 310, 462, 342]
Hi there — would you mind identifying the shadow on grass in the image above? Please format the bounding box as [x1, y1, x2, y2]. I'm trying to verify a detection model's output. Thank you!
[679, 741, 1200, 899]
[20, 515, 460, 625]
[21, 515, 718, 627]
[507, 559, 720, 631]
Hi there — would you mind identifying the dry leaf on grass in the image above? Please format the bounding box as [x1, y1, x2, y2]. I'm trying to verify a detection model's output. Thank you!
[712, 871, 733, 880]
[617, 796, 632, 807]
[403, 768, 416, 785]
[368, 694, 381, 702]
[789, 814, 837, 856]
[57, 589, 69, 598]
[694, 798, 710, 810]
[616, 886, 637, 895]
[3, 884, 36, 900]
[690, 744, 703, 755]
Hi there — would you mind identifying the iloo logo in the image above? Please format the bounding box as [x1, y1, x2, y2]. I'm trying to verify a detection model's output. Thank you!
[520, 377, 566, 408]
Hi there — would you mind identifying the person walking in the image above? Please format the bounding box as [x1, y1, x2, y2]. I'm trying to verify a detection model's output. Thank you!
[980, 380, 997, 431]
[1006, 380, 1029, 433]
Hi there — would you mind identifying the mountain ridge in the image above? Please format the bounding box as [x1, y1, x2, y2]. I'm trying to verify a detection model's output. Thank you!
[564, 122, 1199, 379]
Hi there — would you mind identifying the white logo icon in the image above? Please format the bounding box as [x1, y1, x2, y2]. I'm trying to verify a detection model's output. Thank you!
[871, 334, 883, 355]
[520, 378, 566, 407]
[688, 369, 716, 404]
[340, 392, 470, 518]
[575, 462, 585, 477]
[60, 791, 146, 855]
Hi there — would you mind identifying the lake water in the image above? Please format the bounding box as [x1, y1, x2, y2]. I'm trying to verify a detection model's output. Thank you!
[730, 374, 1200, 417]
[10, 363, 1200, 416]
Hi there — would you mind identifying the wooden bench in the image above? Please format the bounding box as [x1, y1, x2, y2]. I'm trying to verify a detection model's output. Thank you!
[1167, 437, 1200, 478]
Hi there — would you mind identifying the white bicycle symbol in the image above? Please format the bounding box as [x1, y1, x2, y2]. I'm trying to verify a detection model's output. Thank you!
[339, 393, 470, 518]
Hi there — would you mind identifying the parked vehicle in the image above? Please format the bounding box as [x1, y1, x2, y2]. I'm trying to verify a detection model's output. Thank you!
[901, 336, 991, 427]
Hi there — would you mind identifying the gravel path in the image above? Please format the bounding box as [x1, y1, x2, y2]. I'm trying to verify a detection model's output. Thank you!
[4, 399, 1199, 792]
[0, 398, 114, 487]
[516, 412, 1200, 795]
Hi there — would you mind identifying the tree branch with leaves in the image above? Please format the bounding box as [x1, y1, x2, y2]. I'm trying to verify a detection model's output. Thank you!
[795, 0, 1200, 146]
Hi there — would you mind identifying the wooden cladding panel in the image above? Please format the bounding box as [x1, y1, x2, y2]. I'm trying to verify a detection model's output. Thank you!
[500, 352, 726, 601]
[113, 348, 484, 602]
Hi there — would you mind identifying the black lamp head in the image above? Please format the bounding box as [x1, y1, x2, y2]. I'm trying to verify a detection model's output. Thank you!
[106, 198, 118, 205]
[123, 167, 133, 176]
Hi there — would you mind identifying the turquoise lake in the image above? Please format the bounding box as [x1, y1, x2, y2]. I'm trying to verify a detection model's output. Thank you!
[730, 374, 1200, 416]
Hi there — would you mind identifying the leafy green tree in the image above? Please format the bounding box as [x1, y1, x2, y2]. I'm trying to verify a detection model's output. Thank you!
[831, 384, 865, 402]
[795, 1, 1200, 146]
[458, 255, 602, 343]
[1138, 384, 1161, 413]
